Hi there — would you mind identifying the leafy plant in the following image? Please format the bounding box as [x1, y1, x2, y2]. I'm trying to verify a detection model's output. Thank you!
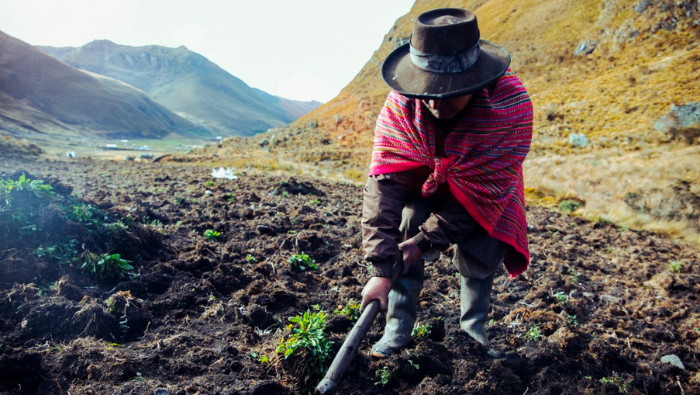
[276, 310, 332, 375]
[374, 366, 392, 386]
[288, 253, 317, 271]
[411, 322, 432, 339]
[203, 229, 221, 240]
[246, 254, 258, 263]
[525, 325, 542, 342]
[567, 314, 579, 326]
[306, 199, 321, 205]
[80, 252, 133, 280]
[1, 174, 54, 206]
[250, 352, 269, 364]
[334, 299, 361, 322]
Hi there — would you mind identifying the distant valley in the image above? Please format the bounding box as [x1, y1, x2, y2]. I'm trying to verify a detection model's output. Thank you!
[0, 31, 320, 148]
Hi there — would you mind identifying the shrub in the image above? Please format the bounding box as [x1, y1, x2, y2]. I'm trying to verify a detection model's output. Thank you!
[80, 252, 133, 280]
[288, 253, 317, 271]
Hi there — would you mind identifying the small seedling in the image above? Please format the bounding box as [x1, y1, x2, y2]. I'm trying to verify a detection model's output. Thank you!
[566, 314, 578, 326]
[306, 199, 321, 205]
[334, 299, 361, 322]
[288, 253, 317, 270]
[553, 291, 568, 303]
[668, 260, 684, 273]
[525, 325, 542, 342]
[246, 254, 258, 263]
[599, 372, 631, 393]
[411, 323, 431, 339]
[204, 229, 221, 240]
[374, 366, 392, 386]
[250, 352, 269, 364]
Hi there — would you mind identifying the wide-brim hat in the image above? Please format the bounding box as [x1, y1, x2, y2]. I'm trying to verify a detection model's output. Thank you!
[382, 8, 511, 99]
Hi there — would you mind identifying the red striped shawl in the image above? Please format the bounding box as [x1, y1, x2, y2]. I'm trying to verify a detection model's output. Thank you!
[369, 70, 533, 277]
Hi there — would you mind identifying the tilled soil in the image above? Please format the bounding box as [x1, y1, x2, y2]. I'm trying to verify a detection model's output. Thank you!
[0, 158, 698, 395]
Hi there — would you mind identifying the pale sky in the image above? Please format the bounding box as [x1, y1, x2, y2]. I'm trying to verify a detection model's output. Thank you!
[0, 0, 415, 103]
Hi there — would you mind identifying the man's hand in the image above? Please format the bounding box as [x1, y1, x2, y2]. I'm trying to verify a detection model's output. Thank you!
[398, 238, 422, 274]
[360, 276, 392, 311]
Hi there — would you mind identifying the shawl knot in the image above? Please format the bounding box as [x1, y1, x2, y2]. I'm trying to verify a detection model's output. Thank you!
[421, 157, 448, 197]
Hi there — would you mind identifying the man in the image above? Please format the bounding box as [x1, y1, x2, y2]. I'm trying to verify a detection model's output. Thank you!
[359, 8, 533, 359]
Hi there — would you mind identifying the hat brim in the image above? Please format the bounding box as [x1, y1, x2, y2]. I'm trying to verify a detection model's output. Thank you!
[381, 40, 511, 99]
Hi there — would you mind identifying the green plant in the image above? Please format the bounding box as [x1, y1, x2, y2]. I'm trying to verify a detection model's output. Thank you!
[1, 174, 54, 206]
[401, 359, 420, 375]
[411, 322, 432, 339]
[599, 372, 631, 393]
[276, 310, 332, 375]
[374, 366, 392, 386]
[334, 299, 361, 322]
[525, 325, 542, 342]
[246, 254, 258, 263]
[306, 199, 321, 205]
[66, 202, 105, 227]
[105, 299, 116, 313]
[553, 291, 568, 303]
[145, 218, 163, 233]
[567, 314, 579, 326]
[668, 260, 684, 273]
[204, 229, 221, 240]
[80, 252, 133, 280]
[558, 199, 581, 213]
[288, 253, 317, 271]
[282, 191, 289, 197]
[203, 180, 217, 189]
[250, 352, 269, 364]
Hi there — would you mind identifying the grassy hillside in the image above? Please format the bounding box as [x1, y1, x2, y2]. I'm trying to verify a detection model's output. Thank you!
[185, 0, 700, 244]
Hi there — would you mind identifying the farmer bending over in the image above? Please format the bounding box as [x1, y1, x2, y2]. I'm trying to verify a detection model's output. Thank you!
[360, 8, 533, 359]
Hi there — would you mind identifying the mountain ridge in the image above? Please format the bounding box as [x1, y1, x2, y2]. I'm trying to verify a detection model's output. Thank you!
[40, 40, 321, 136]
[0, 30, 210, 140]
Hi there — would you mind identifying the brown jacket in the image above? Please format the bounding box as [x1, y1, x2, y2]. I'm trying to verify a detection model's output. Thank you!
[361, 168, 503, 277]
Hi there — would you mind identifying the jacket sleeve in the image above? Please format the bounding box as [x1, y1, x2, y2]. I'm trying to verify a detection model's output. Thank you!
[361, 172, 414, 277]
[417, 192, 480, 252]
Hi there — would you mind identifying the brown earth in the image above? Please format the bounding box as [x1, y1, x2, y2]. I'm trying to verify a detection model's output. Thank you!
[0, 157, 698, 395]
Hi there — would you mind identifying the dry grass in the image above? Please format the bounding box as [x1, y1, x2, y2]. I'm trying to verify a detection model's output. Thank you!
[525, 145, 700, 244]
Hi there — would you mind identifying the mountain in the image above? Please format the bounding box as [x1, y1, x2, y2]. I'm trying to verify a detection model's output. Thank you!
[40, 40, 321, 137]
[0, 31, 210, 140]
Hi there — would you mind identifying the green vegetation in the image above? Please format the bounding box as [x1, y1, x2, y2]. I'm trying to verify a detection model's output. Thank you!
[80, 252, 133, 280]
[668, 260, 684, 273]
[599, 372, 631, 393]
[374, 366, 392, 386]
[525, 325, 542, 342]
[411, 322, 432, 339]
[567, 314, 579, 326]
[558, 199, 581, 214]
[276, 310, 332, 375]
[0, 173, 54, 206]
[334, 299, 361, 322]
[246, 254, 258, 263]
[288, 253, 317, 271]
[203, 229, 221, 240]
[553, 291, 568, 303]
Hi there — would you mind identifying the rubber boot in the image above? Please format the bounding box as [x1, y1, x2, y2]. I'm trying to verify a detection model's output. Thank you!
[459, 274, 494, 345]
[370, 260, 424, 359]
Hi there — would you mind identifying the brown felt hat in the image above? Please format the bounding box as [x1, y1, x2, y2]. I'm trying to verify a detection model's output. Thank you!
[382, 8, 510, 99]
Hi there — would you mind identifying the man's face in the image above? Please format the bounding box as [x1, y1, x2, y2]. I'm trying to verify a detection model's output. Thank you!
[421, 93, 474, 120]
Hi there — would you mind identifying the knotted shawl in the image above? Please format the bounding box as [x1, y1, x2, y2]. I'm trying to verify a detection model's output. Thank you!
[369, 70, 533, 277]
